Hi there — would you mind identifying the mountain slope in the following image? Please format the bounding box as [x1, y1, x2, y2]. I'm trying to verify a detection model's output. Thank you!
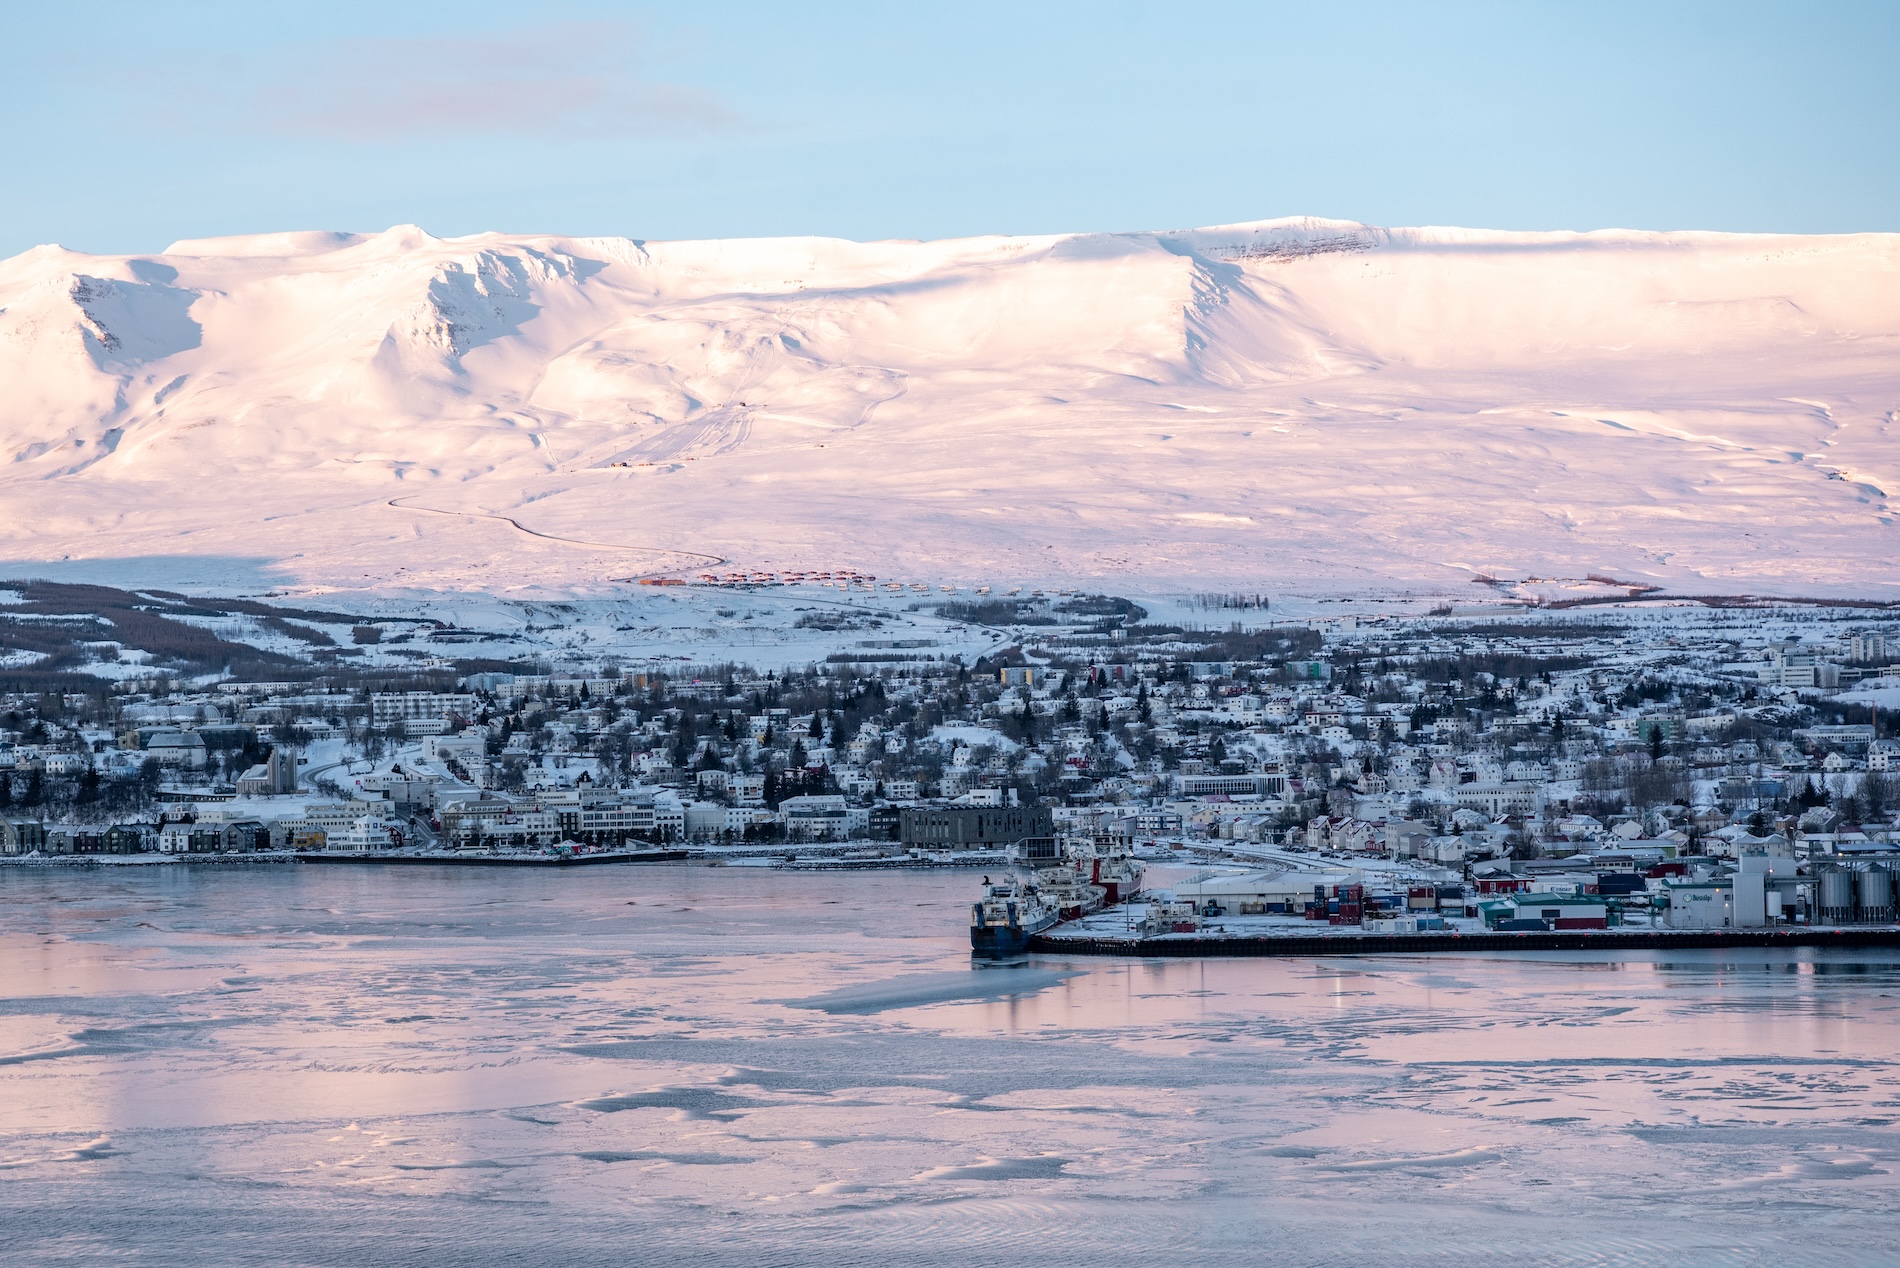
[1, 217, 1895, 598]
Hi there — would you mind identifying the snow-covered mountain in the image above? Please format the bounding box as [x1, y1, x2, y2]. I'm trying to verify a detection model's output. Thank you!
[1, 217, 1895, 599]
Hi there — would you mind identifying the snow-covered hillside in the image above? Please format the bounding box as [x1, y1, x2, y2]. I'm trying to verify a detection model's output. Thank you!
[1, 217, 1895, 599]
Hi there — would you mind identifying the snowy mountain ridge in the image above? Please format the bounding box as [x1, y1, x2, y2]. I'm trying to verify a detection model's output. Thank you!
[0, 216, 1895, 600]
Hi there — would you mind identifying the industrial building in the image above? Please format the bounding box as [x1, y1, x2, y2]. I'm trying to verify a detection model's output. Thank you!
[1663, 879, 1734, 929]
[1173, 869, 1368, 915]
[1479, 893, 1610, 930]
[900, 805, 1053, 849]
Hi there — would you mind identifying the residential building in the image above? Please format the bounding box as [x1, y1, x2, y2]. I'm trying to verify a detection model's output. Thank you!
[371, 692, 476, 735]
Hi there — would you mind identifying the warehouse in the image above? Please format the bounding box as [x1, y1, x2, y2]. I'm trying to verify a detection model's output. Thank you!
[1173, 869, 1366, 916]
[1479, 892, 1610, 930]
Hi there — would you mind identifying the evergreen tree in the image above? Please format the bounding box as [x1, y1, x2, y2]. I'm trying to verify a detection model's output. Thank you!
[1647, 723, 1664, 762]
[77, 765, 99, 805]
[0, 771, 10, 808]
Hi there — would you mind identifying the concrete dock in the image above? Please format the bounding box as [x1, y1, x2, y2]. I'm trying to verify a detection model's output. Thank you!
[1033, 926, 1900, 957]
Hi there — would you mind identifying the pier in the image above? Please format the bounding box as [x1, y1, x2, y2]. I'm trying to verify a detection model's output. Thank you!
[1032, 926, 1900, 957]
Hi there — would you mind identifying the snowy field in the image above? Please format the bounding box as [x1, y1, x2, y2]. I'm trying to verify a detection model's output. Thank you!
[1, 217, 1895, 603]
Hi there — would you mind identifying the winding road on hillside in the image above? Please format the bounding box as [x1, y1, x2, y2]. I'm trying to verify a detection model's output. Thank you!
[385, 496, 727, 581]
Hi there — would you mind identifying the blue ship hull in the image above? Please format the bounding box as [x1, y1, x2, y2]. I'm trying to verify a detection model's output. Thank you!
[971, 923, 1035, 957]
[971, 892, 1058, 958]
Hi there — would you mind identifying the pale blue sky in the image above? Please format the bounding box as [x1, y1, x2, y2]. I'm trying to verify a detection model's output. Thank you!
[3, 0, 1895, 256]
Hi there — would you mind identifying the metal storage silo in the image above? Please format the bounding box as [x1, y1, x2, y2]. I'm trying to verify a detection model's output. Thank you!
[1817, 867, 1857, 924]
[1862, 865, 1900, 925]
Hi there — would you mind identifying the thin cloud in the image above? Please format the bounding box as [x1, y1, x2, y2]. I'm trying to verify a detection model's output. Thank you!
[249, 23, 737, 140]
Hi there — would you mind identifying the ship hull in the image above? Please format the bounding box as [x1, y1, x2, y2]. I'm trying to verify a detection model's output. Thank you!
[971, 924, 1033, 957]
[971, 914, 1058, 957]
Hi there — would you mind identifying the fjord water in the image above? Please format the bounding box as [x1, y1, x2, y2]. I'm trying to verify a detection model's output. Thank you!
[3, 866, 1898, 1265]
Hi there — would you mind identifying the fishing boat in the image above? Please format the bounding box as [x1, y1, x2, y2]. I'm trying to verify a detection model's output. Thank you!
[1034, 861, 1108, 921]
[968, 836, 1147, 954]
[970, 876, 1060, 957]
[1068, 835, 1147, 905]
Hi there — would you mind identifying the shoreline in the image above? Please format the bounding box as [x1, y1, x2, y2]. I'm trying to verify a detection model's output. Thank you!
[0, 850, 690, 868]
[295, 849, 689, 867]
[0, 853, 298, 867]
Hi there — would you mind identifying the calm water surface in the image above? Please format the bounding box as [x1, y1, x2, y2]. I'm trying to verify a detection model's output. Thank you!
[3, 863, 1899, 1265]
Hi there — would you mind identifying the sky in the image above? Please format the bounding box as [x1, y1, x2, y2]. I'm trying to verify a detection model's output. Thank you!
[2, 0, 1896, 257]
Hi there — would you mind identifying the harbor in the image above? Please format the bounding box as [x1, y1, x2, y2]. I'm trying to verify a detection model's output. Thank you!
[972, 831, 1900, 961]
[1033, 921, 1900, 957]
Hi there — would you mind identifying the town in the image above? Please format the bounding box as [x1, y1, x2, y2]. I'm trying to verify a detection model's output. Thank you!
[4, 585, 1898, 935]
